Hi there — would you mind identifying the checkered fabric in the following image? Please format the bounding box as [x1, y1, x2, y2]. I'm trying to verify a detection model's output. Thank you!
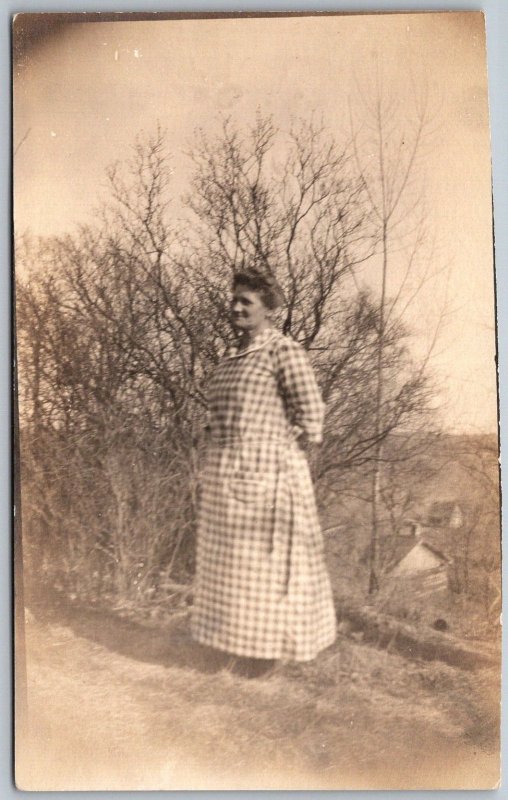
[191, 328, 337, 661]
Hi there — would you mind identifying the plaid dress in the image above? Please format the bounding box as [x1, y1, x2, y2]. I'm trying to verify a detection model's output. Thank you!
[191, 328, 336, 661]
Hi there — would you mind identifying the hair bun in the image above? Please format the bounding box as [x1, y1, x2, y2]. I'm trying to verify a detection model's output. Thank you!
[233, 268, 286, 310]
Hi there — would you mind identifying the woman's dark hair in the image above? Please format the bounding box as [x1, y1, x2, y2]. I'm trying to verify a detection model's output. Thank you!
[232, 269, 286, 310]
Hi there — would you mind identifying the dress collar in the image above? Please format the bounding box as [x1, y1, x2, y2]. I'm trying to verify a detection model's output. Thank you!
[225, 327, 277, 359]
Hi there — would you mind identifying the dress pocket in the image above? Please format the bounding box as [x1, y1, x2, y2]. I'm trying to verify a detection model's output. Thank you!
[228, 474, 271, 505]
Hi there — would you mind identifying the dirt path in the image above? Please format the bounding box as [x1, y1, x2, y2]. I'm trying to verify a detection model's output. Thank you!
[17, 605, 499, 790]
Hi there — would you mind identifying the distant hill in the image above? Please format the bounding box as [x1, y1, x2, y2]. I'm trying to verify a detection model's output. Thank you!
[320, 430, 500, 637]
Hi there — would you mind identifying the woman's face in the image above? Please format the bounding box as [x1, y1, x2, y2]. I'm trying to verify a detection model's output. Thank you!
[231, 284, 271, 334]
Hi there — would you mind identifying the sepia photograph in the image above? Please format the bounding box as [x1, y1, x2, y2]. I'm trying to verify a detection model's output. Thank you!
[13, 10, 501, 790]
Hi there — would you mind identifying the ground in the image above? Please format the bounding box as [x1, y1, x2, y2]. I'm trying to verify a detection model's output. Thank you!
[16, 600, 500, 791]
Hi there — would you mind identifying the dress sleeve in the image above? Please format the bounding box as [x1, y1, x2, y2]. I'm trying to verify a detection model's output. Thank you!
[274, 338, 325, 444]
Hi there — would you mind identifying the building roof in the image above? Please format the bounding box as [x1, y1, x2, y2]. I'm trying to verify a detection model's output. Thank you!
[417, 528, 454, 563]
[380, 529, 452, 575]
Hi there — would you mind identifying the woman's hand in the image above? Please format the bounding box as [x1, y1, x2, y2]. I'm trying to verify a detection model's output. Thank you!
[297, 431, 319, 455]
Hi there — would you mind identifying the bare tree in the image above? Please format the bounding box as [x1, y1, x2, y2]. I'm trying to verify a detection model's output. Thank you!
[184, 113, 438, 492]
[186, 113, 374, 343]
[350, 76, 443, 593]
[16, 113, 442, 612]
[451, 434, 501, 622]
[16, 132, 208, 607]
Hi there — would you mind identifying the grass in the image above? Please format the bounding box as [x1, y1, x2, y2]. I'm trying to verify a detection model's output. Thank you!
[17, 602, 500, 791]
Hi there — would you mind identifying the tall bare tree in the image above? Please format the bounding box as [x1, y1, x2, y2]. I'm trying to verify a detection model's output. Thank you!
[350, 77, 442, 593]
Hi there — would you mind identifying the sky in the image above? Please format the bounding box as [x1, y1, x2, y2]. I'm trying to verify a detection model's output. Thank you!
[13, 12, 497, 433]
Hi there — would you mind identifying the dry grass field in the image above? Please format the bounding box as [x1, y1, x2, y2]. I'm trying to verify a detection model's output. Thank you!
[17, 598, 499, 791]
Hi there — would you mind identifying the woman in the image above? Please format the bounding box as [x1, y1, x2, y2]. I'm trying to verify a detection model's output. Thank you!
[191, 269, 336, 674]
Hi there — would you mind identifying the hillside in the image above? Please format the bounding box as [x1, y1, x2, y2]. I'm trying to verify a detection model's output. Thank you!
[17, 600, 499, 791]
[321, 432, 500, 639]
[17, 432, 501, 790]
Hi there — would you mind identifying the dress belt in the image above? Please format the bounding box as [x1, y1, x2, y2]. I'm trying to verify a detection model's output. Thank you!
[209, 435, 294, 446]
